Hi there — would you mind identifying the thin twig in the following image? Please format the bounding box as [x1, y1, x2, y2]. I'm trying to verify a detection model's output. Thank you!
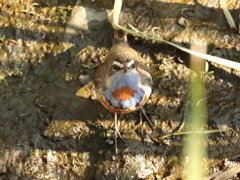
[220, 0, 236, 29]
[213, 164, 240, 180]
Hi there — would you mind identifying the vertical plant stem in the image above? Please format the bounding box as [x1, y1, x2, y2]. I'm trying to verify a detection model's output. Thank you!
[113, 0, 123, 25]
[220, 0, 236, 28]
[183, 45, 207, 180]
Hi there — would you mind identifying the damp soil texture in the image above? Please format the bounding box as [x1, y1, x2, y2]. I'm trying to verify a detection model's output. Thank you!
[0, 0, 240, 179]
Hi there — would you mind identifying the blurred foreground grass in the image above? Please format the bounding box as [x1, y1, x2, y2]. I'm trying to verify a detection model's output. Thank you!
[183, 45, 207, 180]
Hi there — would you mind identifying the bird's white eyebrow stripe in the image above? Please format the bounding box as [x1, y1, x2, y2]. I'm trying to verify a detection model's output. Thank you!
[113, 61, 124, 68]
[126, 59, 134, 67]
[112, 59, 134, 68]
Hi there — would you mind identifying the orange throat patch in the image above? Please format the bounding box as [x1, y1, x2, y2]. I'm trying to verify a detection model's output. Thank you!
[112, 87, 136, 101]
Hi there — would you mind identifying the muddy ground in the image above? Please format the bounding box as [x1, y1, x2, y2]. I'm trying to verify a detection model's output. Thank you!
[0, 0, 240, 179]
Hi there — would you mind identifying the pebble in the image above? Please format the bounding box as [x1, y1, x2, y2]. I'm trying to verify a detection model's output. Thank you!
[79, 75, 90, 86]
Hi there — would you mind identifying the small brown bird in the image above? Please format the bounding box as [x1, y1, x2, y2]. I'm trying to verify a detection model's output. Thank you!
[93, 29, 153, 153]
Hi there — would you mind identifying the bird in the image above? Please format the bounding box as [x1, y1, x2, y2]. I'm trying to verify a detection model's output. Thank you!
[93, 29, 153, 153]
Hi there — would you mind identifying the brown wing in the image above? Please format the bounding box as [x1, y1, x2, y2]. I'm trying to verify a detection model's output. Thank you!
[94, 63, 107, 96]
[135, 60, 152, 87]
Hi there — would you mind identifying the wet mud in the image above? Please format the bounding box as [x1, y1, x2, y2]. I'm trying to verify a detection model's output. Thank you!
[0, 0, 240, 179]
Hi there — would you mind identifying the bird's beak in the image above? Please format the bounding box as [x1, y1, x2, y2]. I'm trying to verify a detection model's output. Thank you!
[120, 68, 128, 73]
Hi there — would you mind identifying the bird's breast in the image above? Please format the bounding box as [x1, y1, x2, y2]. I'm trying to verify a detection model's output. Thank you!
[112, 87, 136, 101]
[104, 71, 144, 110]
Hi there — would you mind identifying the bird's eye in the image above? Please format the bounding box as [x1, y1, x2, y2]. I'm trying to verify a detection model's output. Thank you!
[131, 63, 135, 69]
[113, 64, 120, 71]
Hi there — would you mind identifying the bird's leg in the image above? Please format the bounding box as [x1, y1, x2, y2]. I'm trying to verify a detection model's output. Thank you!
[139, 110, 143, 125]
[114, 112, 118, 154]
[140, 107, 155, 130]
[114, 113, 124, 154]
